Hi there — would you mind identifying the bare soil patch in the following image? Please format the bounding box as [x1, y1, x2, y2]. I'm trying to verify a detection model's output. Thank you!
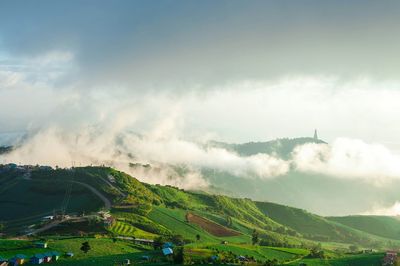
[186, 213, 240, 237]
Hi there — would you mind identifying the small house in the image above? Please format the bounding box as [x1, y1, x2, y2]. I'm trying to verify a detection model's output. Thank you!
[0, 257, 8, 266]
[42, 253, 52, 263]
[30, 254, 44, 265]
[104, 217, 115, 227]
[66, 252, 74, 257]
[141, 255, 150, 261]
[9, 254, 26, 265]
[34, 242, 48, 249]
[162, 248, 173, 256]
[123, 259, 130, 265]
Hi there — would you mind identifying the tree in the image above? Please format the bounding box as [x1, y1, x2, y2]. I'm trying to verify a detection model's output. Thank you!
[153, 236, 166, 250]
[80, 241, 91, 253]
[196, 234, 201, 241]
[252, 229, 259, 245]
[171, 234, 184, 246]
[173, 247, 184, 264]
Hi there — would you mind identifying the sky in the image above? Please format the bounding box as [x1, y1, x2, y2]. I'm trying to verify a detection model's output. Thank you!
[1, 0, 400, 144]
[2, 1, 400, 214]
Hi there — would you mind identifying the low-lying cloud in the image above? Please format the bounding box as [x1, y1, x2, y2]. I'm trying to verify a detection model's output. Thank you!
[0, 125, 290, 189]
[293, 138, 400, 183]
[362, 202, 400, 216]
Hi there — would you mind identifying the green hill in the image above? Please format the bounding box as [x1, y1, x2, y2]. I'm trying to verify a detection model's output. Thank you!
[0, 165, 399, 251]
[254, 202, 385, 245]
[328, 215, 400, 241]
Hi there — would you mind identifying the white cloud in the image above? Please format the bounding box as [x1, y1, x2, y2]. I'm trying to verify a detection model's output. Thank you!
[362, 202, 400, 216]
[293, 138, 400, 183]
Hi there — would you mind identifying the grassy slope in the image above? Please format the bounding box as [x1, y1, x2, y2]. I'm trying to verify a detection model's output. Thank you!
[255, 201, 394, 246]
[328, 215, 400, 241]
[1, 166, 399, 249]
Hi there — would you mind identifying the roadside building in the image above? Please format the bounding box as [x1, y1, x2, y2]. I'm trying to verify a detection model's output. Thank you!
[383, 251, 397, 266]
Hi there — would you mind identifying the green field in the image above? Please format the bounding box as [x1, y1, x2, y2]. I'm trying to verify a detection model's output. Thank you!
[206, 243, 300, 261]
[287, 253, 384, 266]
[108, 220, 157, 239]
[148, 206, 218, 242]
[0, 237, 159, 266]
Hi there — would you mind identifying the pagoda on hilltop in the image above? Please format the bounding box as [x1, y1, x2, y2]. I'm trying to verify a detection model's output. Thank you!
[313, 129, 318, 140]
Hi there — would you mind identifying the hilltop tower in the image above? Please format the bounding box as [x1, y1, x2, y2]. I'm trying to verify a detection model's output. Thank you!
[313, 129, 318, 140]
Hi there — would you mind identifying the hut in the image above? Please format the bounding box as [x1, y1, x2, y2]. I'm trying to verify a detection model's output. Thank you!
[13, 254, 27, 265]
[50, 252, 60, 261]
[30, 254, 44, 265]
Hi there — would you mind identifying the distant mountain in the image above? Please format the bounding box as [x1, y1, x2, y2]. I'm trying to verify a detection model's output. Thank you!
[209, 137, 326, 159]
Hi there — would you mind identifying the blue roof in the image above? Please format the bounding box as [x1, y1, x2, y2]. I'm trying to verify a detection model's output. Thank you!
[162, 248, 173, 256]
[15, 254, 27, 259]
[32, 254, 45, 259]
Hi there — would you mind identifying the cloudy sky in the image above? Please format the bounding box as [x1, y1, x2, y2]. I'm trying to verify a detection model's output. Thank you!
[4, 1, 400, 215]
[1, 0, 400, 145]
